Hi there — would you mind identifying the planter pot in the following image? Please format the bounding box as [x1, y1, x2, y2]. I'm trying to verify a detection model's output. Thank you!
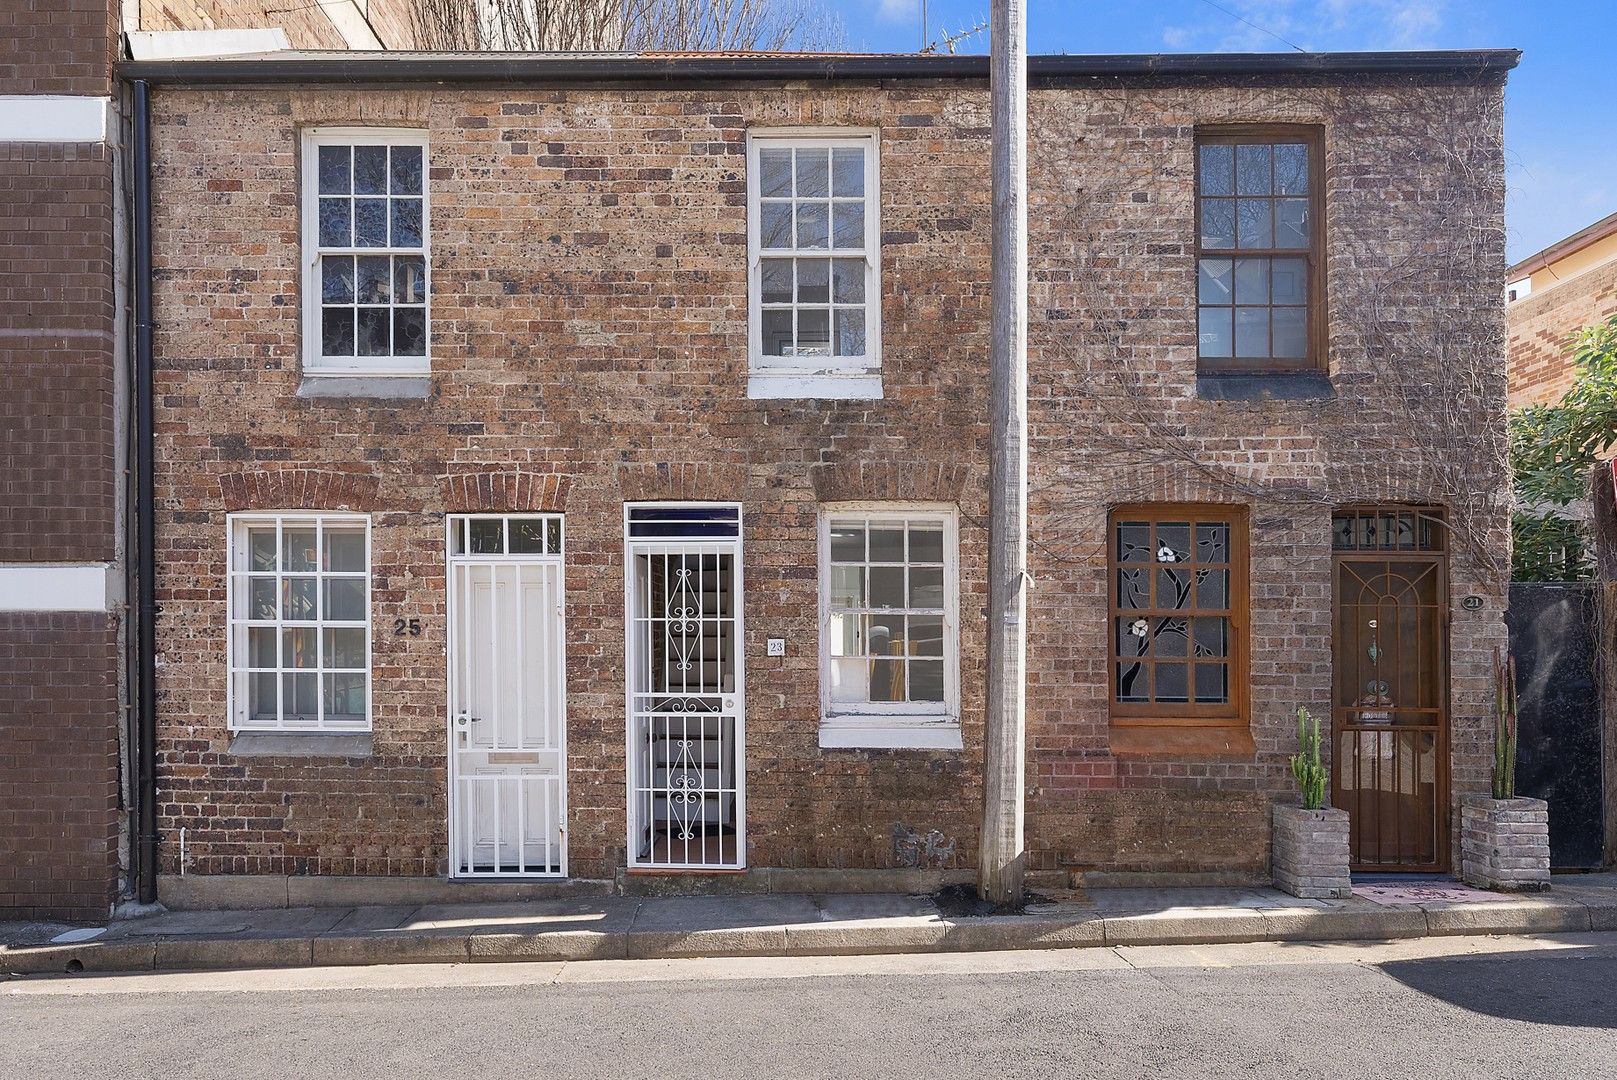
[1460, 795, 1551, 892]
[1271, 804, 1351, 899]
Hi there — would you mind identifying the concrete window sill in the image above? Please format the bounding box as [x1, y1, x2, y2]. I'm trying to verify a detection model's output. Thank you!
[297, 376, 431, 401]
[1196, 372, 1335, 401]
[228, 732, 374, 758]
[819, 721, 963, 750]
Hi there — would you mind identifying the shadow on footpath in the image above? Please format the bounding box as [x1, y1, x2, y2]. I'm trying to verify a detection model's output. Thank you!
[1377, 944, 1617, 1029]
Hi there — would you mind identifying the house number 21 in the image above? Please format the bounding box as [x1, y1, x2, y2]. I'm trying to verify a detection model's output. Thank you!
[394, 617, 423, 637]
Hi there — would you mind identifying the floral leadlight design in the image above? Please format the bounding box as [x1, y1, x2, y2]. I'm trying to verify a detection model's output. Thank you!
[1113, 515, 1234, 708]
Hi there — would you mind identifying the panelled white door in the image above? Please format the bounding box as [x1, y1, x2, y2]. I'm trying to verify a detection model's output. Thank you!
[447, 515, 566, 878]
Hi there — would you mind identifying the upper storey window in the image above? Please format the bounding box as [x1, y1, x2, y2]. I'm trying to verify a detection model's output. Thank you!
[302, 128, 429, 376]
[1195, 127, 1323, 373]
[747, 130, 881, 400]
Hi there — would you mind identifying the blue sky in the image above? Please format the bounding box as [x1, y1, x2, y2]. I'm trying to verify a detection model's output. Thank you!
[831, 0, 1617, 264]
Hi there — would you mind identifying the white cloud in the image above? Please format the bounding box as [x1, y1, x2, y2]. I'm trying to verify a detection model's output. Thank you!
[1158, 0, 1448, 52]
[877, 0, 919, 24]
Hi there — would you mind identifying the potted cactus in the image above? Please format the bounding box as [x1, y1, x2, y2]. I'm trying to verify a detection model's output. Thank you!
[1459, 648, 1550, 891]
[1271, 707, 1352, 899]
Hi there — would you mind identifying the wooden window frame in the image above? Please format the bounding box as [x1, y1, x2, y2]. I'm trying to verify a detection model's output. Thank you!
[817, 503, 961, 750]
[1194, 125, 1326, 374]
[226, 511, 372, 733]
[301, 127, 431, 377]
[745, 127, 882, 401]
[1108, 504, 1250, 744]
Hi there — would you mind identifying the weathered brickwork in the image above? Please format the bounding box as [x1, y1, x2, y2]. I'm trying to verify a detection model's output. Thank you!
[1459, 795, 1551, 891]
[145, 73, 1509, 887]
[0, 614, 121, 921]
[1506, 260, 1617, 407]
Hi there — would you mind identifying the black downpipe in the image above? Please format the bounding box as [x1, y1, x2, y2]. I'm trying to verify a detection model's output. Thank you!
[131, 79, 158, 906]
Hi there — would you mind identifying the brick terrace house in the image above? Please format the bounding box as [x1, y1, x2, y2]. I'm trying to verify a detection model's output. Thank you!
[115, 47, 1517, 907]
[1507, 209, 1617, 408]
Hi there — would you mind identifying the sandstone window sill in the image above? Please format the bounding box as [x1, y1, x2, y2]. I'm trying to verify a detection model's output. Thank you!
[748, 371, 883, 400]
[1109, 724, 1256, 758]
[297, 375, 431, 400]
[228, 732, 374, 758]
[819, 719, 962, 750]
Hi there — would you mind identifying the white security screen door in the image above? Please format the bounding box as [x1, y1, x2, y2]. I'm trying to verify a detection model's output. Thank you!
[447, 515, 567, 878]
[625, 504, 745, 869]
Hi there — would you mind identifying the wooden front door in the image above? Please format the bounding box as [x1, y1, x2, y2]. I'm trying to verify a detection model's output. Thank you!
[1331, 508, 1450, 873]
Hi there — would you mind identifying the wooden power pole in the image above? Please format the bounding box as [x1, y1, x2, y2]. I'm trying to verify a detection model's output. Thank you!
[978, 0, 1028, 907]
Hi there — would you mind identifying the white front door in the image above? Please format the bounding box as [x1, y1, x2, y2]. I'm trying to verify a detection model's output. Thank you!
[447, 515, 566, 878]
[624, 504, 746, 869]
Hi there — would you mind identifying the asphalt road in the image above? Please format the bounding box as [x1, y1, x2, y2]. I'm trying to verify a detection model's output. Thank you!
[5, 935, 1617, 1079]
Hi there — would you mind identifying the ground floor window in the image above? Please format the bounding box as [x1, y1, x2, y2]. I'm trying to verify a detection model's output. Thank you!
[227, 512, 371, 731]
[818, 504, 960, 749]
[1109, 504, 1247, 726]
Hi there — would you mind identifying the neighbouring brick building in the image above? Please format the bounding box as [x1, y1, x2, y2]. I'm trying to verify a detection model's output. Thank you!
[117, 47, 1517, 907]
[1507, 210, 1617, 408]
[0, 1, 427, 922]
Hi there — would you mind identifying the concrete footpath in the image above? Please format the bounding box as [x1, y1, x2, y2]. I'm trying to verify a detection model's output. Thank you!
[5, 875, 1616, 976]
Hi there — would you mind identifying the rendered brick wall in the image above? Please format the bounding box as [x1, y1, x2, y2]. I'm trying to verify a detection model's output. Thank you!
[0, 614, 121, 921]
[144, 74, 1510, 886]
[1506, 259, 1617, 408]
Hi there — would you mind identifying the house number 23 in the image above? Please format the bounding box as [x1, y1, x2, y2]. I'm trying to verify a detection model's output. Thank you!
[394, 617, 423, 637]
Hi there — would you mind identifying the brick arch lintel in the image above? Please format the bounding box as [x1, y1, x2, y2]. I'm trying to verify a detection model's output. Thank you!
[809, 461, 974, 505]
[614, 462, 751, 503]
[440, 471, 570, 513]
[220, 469, 381, 513]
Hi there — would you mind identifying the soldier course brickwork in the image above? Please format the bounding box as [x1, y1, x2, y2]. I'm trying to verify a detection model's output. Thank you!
[143, 68, 1511, 891]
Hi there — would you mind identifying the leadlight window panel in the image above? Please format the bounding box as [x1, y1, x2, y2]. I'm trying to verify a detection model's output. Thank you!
[1195, 129, 1322, 372]
[750, 133, 879, 372]
[1331, 506, 1446, 553]
[228, 513, 371, 732]
[1110, 506, 1247, 723]
[821, 509, 957, 717]
[303, 129, 429, 375]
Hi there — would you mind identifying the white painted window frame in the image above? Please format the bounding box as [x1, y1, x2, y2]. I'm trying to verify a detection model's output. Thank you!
[226, 511, 373, 733]
[818, 503, 960, 750]
[746, 127, 882, 401]
[300, 127, 431, 377]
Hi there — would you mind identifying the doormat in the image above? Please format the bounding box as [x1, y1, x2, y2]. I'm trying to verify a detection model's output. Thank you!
[1352, 881, 1504, 906]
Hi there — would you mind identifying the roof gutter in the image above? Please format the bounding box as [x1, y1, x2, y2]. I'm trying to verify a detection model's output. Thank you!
[116, 49, 1520, 87]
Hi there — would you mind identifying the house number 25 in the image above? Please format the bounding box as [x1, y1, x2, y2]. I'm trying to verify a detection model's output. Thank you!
[394, 617, 423, 637]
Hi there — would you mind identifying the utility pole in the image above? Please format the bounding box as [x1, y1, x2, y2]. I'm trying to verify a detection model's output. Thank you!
[978, 0, 1028, 907]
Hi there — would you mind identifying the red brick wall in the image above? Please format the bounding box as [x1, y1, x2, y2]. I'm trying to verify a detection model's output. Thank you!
[146, 76, 1509, 885]
[1507, 259, 1617, 408]
[0, 0, 118, 95]
[0, 614, 121, 921]
[0, 144, 119, 564]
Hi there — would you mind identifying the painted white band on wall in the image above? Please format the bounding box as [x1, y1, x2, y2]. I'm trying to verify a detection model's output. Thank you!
[0, 564, 119, 612]
[0, 96, 112, 143]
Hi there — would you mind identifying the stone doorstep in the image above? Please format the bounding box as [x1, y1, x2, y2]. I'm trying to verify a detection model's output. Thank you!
[5, 893, 1615, 976]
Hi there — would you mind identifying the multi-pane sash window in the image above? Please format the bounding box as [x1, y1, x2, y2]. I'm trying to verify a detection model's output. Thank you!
[1195, 128, 1322, 372]
[749, 131, 880, 396]
[821, 508, 957, 723]
[303, 129, 429, 375]
[1110, 506, 1246, 724]
[228, 513, 371, 731]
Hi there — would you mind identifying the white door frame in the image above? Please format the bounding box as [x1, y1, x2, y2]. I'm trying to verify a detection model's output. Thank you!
[623, 502, 746, 870]
[446, 514, 568, 879]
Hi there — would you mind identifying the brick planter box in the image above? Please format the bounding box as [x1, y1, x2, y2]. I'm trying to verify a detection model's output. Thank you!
[1271, 804, 1352, 899]
[1460, 795, 1551, 892]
